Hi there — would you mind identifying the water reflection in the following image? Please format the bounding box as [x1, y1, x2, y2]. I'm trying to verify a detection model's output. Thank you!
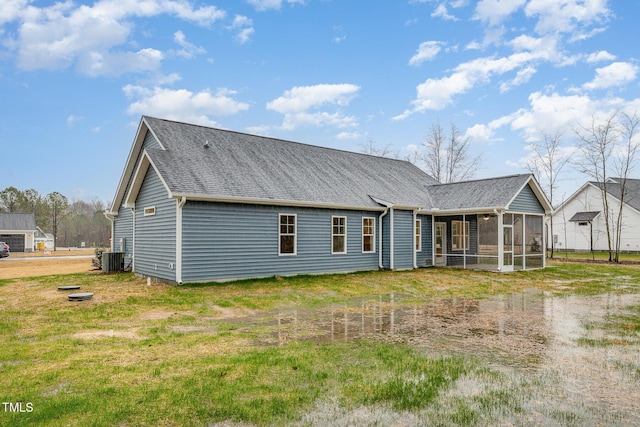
[225, 291, 640, 425]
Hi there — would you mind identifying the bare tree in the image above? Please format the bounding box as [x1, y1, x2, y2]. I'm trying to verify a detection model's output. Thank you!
[360, 139, 395, 158]
[612, 111, 640, 262]
[421, 121, 483, 183]
[574, 112, 618, 262]
[525, 130, 573, 258]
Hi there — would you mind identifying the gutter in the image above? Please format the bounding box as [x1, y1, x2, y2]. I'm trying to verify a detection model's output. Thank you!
[378, 207, 389, 269]
[176, 196, 187, 285]
[103, 211, 116, 252]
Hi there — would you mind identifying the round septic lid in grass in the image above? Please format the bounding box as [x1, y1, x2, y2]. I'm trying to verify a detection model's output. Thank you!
[58, 285, 80, 291]
[68, 292, 93, 301]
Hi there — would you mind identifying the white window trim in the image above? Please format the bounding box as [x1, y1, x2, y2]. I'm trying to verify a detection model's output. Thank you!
[362, 217, 376, 253]
[332, 216, 347, 254]
[452, 220, 470, 251]
[143, 206, 156, 216]
[416, 218, 422, 252]
[278, 213, 297, 256]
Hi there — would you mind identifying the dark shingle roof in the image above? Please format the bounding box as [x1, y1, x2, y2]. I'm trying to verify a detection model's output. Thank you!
[569, 211, 600, 222]
[426, 174, 533, 210]
[601, 178, 640, 211]
[0, 213, 36, 231]
[144, 116, 438, 209]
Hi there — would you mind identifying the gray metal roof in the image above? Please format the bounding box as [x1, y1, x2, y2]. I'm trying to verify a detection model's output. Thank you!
[569, 211, 600, 222]
[426, 174, 533, 211]
[0, 213, 36, 231]
[143, 116, 437, 209]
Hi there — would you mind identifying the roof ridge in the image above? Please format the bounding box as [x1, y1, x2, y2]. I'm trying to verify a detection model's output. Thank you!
[427, 173, 530, 187]
[143, 115, 425, 169]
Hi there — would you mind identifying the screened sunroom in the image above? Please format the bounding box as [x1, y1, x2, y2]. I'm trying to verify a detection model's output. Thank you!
[432, 212, 545, 272]
[427, 174, 551, 272]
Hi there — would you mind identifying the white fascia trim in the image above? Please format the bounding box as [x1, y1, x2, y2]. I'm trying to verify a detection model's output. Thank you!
[109, 119, 149, 213]
[431, 206, 506, 216]
[124, 151, 173, 208]
[506, 175, 553, 214]
[171, 193, 387, 212]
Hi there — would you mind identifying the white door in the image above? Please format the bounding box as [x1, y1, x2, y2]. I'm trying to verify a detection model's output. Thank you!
[435, 222, 446, 266]
[503, 225, 514, 272]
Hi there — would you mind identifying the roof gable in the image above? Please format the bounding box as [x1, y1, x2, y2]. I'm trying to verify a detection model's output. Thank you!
[427, 174, 551, 213]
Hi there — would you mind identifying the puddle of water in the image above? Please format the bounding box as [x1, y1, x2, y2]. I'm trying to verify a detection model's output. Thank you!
[223, 290, 640, 425]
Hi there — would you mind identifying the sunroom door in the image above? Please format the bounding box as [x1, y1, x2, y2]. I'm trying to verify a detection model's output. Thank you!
[503, 225, 514, 272]
[435, 222, 446, 266]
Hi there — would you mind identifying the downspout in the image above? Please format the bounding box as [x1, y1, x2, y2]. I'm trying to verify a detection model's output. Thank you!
[413, 209, 418, 269]
[390, 208, 395, 270]
[131, 208, 135, 271]
[378, 207, 389, 269]
[176, 196, 187, 285]
[103, 211, 115, 252]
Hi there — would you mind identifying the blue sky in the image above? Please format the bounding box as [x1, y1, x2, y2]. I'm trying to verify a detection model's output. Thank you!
[2, 0, 639, 204]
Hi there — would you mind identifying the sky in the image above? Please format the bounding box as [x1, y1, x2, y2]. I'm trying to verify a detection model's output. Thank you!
[1, 0, 639, 205]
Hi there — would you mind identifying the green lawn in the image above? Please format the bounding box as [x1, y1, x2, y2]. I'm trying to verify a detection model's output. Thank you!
[1, 261, 639, 426]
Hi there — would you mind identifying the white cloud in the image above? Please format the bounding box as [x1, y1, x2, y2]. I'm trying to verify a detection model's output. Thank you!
[524, 0, 610, 36]
[173, 31, 206, 58]
[585, 50, 616, 63]
[431, 3, 458, 21]
[396, 51, 545, 118]
[500, 66, 536, 93]
[6, 0, 225, 75]
[246, 0, 305, 12]
[124, 85, 249, 127]
[583, 62, 638, 90]
[336, 131, 360, 140]
[267, 83, 360, 130]
[229, 15, 254, 44]
[474, 0, 526, 26]
[0, 0, 27, 25]
[409, 41, 444, 66]
[77, 48, 164, 76]
[267, 84, 359, 114]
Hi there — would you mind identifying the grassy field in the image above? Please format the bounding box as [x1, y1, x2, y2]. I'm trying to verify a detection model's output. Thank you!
[549, 250, 640, 263]
[1, 262, 639, 426]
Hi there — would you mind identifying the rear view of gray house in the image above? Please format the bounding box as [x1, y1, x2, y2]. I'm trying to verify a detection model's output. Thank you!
[106, 116, 551, 284]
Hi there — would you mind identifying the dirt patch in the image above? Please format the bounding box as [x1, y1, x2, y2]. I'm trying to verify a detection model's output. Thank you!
[140, 311, 175, 321]
[72, 329, 141, 340]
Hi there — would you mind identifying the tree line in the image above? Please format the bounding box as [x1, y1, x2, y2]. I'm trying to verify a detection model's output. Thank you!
[0, 187, 111, 250]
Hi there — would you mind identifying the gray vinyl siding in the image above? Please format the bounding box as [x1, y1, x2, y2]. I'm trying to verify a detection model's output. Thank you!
[143, 129, 162, 150]
[417, 214, 433, 267]
[181, 202, 381, 282]
[112, 129, 163, 264]
[393, 210, 414, 269]
[134, 167, 176, 281]
[509, 184, 545, 213]
[113, 207, 134, 266]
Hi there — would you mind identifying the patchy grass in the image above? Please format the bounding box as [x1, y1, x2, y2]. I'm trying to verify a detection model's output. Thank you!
[1, 263, 640, 426]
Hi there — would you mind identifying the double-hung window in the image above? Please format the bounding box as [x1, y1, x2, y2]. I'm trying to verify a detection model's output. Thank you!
[279, 214, 296, 255]
[452, 220, 470, 251]
[362, 217, 375, 253]
[415, 219, 422, 251]
[332, 216, 347, 254]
